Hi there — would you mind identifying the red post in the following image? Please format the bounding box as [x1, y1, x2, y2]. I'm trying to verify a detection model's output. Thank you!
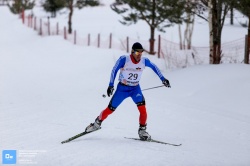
[244, 35, 249, 64]
[21, 8, 25, 24]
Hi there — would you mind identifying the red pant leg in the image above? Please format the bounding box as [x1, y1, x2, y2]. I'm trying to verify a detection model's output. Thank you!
[138, 105, 147, 125]
[98, 107, 113, 121]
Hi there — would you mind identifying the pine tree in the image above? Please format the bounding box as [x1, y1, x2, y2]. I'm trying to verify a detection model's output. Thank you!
[8, 0, 35, 14]
[42, 0, 66, 18]
[111, 0, 186, 54]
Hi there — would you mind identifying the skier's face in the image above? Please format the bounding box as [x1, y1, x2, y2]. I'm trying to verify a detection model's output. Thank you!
[133, 50, 143, 61]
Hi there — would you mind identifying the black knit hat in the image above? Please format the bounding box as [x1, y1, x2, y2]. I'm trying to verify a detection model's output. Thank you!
[132, 42, 143, 51]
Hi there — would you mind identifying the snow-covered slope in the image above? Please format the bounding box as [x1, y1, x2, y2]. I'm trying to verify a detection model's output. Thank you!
[1, 5, 250, 166]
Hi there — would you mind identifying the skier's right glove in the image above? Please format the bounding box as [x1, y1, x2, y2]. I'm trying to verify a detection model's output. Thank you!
[107, 86, 114, 97]
[162, 79, 171, 88]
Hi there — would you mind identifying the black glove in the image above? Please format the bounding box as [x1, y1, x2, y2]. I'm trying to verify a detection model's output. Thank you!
[107, 86, 114, 97]
[162, 79, 171, 88]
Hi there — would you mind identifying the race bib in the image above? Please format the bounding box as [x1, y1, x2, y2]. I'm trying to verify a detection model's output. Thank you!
[119, 56, 145, 86]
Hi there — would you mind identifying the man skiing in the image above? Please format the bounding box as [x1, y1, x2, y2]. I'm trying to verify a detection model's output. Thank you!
[85, 42, 171, 141]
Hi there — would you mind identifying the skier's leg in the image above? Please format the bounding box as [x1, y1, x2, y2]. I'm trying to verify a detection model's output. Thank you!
[98, 83, 129, 121]
[137, 104, 147, 125]
[131, 85, 151, 140]
[131, 85, 147, 125]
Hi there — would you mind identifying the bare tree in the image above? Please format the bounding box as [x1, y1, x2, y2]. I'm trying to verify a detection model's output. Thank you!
[194, 0, 231, 64]
[179, 0, 197, 50]
[66, 0, 100, 34]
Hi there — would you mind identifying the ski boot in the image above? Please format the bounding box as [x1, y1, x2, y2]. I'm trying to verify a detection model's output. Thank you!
[85, 117, 102, 133]
[138, 124, 151, 141]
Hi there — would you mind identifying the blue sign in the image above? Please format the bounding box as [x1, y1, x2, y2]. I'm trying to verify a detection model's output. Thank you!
[2, 150, 16, 164]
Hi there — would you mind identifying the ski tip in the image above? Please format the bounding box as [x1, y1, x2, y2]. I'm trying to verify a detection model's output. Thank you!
[173, 143, 182, 146]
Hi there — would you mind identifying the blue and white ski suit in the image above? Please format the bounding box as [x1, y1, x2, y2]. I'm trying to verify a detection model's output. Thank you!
[107, 55, 166, 110]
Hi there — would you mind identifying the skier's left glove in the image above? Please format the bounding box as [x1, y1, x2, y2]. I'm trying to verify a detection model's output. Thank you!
[162, 79, 171, 88]
[107, 86, 114, 97]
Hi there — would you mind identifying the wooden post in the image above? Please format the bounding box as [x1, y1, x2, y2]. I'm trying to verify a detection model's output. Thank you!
[248, 33, 250, 64]
[47, 17, 50, 36]
[28, 15, 30, 27]
[30, 15, 32, 28]
[21, 8, 25, 24]
[126, 36, 129, 53]
[109, 33, 112, 49]
[244, 35, 249, 64]
[34, 17, 36, 30]
[158, 35, 161, 58]
[88, 34, 90, 46]
[97, 33, 100, 48]
[56, 22, 59, 35]
[39, 19, 42, 36]
[74, 30, 76, 45]
[64, 27, 67, 40]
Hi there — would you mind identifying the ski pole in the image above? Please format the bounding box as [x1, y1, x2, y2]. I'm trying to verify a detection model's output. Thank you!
[102, 85, 165, 97]
[142, 85, 165, 91]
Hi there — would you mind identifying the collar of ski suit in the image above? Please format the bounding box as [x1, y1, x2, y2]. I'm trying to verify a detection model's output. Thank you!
[130, 54, 140, 64]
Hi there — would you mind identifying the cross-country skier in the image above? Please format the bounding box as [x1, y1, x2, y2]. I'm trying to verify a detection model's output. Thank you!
[85, 42, 171, 140]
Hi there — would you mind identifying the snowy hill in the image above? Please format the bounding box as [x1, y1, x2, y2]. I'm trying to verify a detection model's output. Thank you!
[1, 4, 250, 166]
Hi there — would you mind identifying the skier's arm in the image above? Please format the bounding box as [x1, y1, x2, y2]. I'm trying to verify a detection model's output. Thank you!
[109, 56, 126, 87]
[145, 58, 166, 81]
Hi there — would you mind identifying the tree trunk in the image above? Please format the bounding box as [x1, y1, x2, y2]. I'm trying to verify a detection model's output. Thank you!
[213, 0, 222, 64]
[245, 16, 250, 64]
[149, 0, 156, 55]
[178, 25, 183, 50]
[230, 5, 233, 25]
[68, 0, 73, 34]
[149, 26, 155, 54]
[208, 0, 214, 64]
[213, 40, 221, 64]
[248, 16, 250, 64]
[52, 10, 56, 18]
[184, 11, 194, 50]
[210, 0, 223, 64]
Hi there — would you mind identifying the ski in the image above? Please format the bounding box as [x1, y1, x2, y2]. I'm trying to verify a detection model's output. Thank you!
[61, 129, 100, 144]
[124, 137, 182, 146]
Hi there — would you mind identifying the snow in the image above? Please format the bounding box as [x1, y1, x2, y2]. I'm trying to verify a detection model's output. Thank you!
[1, 2, 250, 166]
